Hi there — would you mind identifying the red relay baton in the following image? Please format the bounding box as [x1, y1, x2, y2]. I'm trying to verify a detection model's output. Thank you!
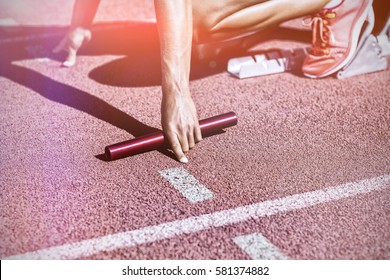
[105, 112, 238, 160]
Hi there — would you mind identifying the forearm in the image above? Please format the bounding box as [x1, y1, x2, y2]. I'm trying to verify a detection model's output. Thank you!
[71, 0, 100, 28]
[154, 0, 193, 97]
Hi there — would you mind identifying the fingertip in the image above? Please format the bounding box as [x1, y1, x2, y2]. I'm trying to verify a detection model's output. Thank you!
[179, 156, 189, 164]
[166, 133, 187, 163]
[61, 60, 75, 67]
[62, 51, 76, 67]
[84, 30, 92, 42]
[195, 125, 202, 138]
[195, 131, 203, 143]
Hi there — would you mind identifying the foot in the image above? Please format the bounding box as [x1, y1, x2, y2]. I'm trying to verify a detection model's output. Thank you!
[302, 0, 373, 78]
[53, 27, 92, 67]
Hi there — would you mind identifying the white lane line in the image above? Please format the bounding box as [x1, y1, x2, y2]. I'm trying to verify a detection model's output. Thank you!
[233, 233, 288, 260]
[0, 18, 21, 33]
[4, 174, 390, 259]
[159, 167, 213, 203]
[0, 19, 157, 45]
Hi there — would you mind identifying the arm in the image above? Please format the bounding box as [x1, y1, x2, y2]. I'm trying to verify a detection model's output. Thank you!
[53, 0, 100, 67]
[69, 0, 100, 29]
[154, 0, 202, 163]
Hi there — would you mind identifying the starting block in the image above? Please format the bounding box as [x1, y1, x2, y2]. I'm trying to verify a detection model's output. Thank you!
[227, 48, 308, 79]
[336, 34, 388, 79]
[337, 7, 388, 79]
[228, 8, 390, 79]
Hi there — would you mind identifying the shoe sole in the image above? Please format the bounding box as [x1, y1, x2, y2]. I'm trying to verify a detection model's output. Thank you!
[304, 0, 373, 79]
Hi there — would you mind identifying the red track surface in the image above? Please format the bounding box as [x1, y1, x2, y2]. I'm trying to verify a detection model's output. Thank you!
[1, 0, 389, 260]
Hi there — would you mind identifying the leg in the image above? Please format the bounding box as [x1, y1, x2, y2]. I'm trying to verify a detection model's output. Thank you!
[70, 0, 101, 29]
[192, 0, 331, 43]
[191, 0, 331, 62]
[53, 0, 100, 67]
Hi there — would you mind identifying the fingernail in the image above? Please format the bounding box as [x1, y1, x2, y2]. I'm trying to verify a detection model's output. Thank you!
[62, 60, 74, 67]
[180, 156, 188, 163]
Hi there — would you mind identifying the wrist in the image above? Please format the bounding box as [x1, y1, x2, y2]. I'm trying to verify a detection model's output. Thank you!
[161, 77, 190, 97]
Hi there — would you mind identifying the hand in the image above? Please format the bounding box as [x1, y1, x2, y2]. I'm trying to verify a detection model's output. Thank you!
[52, 27, 91, 67]
[161, 93, 202, 163]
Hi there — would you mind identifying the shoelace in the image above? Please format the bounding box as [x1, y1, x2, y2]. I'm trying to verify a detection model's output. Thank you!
[303, 10, 336, 56]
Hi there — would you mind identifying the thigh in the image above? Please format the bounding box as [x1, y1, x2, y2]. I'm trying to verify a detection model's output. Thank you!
[192, 0, 268, 43]
[192, 0, 329, 43]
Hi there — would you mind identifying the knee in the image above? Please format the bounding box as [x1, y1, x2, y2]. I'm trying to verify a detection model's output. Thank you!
[192, 14, 219, 44]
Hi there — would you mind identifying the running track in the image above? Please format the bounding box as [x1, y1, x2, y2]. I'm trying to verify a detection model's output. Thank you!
[1, 0, 389, 260]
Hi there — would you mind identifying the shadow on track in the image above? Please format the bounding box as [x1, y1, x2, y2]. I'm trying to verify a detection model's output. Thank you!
[0, 20, 312, 161]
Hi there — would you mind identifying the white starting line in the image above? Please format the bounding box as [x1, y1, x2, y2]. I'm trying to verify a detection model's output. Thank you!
[160, 167, 213, 203]
[0, 18, 21, 33]
[4, 174, 390, 259]
[233, 233, 288, 260]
